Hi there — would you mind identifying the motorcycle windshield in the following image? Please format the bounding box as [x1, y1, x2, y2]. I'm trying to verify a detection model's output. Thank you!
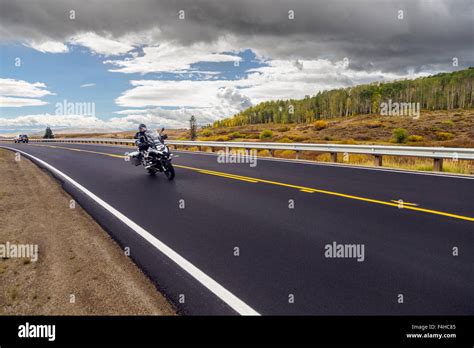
[148, 130, 163, 144]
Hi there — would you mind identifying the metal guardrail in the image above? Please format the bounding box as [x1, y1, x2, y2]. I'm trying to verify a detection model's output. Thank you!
[1, 137, 473, 171]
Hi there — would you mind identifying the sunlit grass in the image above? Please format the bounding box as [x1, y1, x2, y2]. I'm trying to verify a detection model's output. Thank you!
[246, 149, 473, 174]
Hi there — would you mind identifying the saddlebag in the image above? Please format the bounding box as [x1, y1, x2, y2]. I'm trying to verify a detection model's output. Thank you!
[128, 151, 141, 166]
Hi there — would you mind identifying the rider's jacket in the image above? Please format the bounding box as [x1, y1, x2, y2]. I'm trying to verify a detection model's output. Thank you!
[134, 131, 149, 151]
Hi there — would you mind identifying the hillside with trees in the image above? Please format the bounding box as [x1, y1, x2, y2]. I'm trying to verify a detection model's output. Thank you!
[214, 68, 474, 128]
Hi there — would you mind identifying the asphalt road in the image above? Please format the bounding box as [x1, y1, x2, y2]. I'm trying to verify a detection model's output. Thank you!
[2, 142, 473, 315]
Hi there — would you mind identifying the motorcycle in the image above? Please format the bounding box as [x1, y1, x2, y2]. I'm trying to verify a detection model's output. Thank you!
[128, 128, 175, 180]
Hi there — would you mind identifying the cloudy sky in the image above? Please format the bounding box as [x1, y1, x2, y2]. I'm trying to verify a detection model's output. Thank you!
[0, 0, 472, 134]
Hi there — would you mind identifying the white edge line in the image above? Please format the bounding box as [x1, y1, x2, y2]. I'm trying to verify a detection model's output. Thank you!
[1, 146, 260, 316]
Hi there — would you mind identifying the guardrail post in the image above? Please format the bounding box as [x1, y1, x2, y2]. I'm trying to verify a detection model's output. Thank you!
[433, 158, 443, 172]
[295, 150, 300, 160]
[374, 155, 383, 167]
[330, 152, 337, 162]
[269, 149, 274, 157]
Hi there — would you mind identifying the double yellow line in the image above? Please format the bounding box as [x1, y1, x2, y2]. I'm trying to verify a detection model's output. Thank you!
[26, 143, 474, 222]
[176, 165, 473, 222]
[196, 168, 259, 183]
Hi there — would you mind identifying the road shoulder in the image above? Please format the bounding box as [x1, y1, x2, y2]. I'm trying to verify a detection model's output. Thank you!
[0, 148, 176, 315]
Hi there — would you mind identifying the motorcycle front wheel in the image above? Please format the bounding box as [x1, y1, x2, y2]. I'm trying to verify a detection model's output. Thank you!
[164, 162, 175, 180]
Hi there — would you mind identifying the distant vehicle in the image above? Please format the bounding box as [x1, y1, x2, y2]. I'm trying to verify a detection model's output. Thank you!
[14, 134, 29, 143]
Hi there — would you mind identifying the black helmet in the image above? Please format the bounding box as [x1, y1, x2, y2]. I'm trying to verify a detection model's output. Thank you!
[138, 123, 147, 131]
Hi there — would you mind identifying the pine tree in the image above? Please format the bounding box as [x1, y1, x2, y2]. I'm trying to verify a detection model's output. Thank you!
[189, 115, 197, 140]
[43, 127, 54, 139]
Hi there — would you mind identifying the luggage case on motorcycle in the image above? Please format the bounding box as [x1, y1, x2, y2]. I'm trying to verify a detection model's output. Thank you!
[128, 151, 141, 166]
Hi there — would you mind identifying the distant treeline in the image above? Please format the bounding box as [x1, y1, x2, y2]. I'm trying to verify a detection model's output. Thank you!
[213, 68, 474, 128]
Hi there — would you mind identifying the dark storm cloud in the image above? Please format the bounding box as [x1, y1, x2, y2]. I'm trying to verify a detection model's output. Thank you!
[0, 0, 472, 73]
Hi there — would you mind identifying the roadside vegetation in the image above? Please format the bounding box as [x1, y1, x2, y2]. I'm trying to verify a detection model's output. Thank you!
[198, 108, 473, 148]
[193, 108, 474, 174]
[42, 107, 473, 174]
[30, 69, 473, 174]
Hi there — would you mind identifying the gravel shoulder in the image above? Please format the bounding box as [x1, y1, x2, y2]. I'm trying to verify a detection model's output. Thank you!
[0, 148, 176, 315]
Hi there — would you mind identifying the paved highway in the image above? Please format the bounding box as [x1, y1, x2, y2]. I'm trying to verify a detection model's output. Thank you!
[2, 142, 473, 315]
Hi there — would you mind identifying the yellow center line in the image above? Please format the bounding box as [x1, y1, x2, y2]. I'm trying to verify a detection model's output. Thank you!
[173, 165, 474, 222]
[25, 143, 474, 222]
[390, 200, 419, 206]
[198, 170, 259, 183]
[197, 169, 258, 181]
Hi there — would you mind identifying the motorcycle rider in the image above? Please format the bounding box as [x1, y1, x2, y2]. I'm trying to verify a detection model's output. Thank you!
[134, 123, 151, 164]
[134, 123, 149, 149]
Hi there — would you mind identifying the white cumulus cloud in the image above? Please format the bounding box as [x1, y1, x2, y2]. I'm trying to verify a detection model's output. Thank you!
[68, 32, 135, 56]
[0, 78, 54, 107]
[23, 40, 69, 53]
[0, 97, 49, 107]
[113, 57, 425, 123]
[105, 40, 241, 74]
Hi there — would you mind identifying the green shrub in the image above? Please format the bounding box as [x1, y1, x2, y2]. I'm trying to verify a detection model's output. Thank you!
[259, 130, 274, 140]
[392, 128, 408, 143]
[277, 137, 293, 143]
[436, 131, 454, 141]
[278, 126, 290, 132]
[228, 132, 244, 139]
[407, 135, 423, 142]
[215, 135, 230, 141]
[442, 120, 455, 128]
[200, 129, 213, 137]
[258, 149, 271, 157]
